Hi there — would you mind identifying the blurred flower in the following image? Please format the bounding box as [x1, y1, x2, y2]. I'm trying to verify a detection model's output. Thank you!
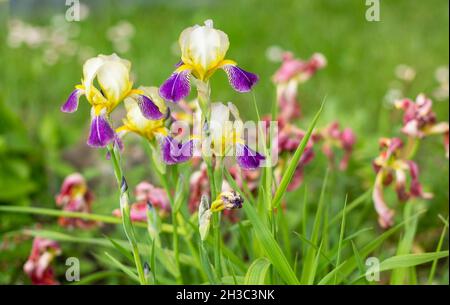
[107, 21, 135, 53]
[160, 19, 258, 102]
[23, 237, 61, 285]
[228, 165, 260, 193]
[113, 181, 171, 221]
[55, 173, 96, 229]
[210, 191, 243, 212]
[272, 52, 326, 121]
[265, 45, 284, 62]
[395, 94, 449, 157]
[61, 54, 165, 147]
[395, 64, 416, 82]
[372, 138, 432, 228]
[273, 52, 327, 84]
[433, 66, 449, 101]
[315, 121, 356, 170]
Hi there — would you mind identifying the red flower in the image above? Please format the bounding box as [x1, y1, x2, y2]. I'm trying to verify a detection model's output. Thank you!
[23, 237, 61, 285]
[55, 173, 96, 229]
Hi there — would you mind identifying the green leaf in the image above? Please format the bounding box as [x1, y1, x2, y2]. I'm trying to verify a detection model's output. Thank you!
[272, 101, 324, 209]
[225, 171, 299, 284]
[244, 258, 271, 285]
[380, 251, 449, 272]
[318, 210, 425, 285]
[103, 252, 140, 283]
[106, 236, 134, 263]
[301, 169, 329, 284]
[428, 215, 449, 284]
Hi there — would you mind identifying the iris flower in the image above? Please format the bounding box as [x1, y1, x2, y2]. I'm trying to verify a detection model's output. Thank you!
[208, 102, 265, 169]
[160, 102, 265, 169]
[159, 20, 259, 103]
[116, 86, 168, 141]
[61, 54, 165, 147]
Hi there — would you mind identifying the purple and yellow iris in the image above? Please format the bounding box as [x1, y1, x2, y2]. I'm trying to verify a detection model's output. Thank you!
[61, 54, 166, 148]
[159, 20, 259, 103]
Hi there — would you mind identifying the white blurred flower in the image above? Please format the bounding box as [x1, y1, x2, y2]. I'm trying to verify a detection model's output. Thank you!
[433, 66, 449, 101]
[265, 45, 284, 62]
[107, 21, 135, 53]
[395, 64, 416, 82]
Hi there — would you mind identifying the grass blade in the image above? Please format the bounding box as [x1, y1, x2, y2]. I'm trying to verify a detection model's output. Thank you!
[225, 171, 299, 284]
[272, 101, 324, 209]
[244, 258, 271, 285]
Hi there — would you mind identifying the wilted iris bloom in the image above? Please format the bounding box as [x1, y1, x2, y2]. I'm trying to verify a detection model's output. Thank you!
[198, 195, 212, 241]
[210, 191, 244, 212]
[55, 173, 96, 229]
[113, 181, 171, 221]
[61, 54, 165, 147]
[159, 19, 259, 102]
[116, 86, 168, 141]
[395, 94, 449, 157]
[315, 121, 356, 171]
[372, 138, 432, 228]
[272, 52, 326, 121]
[23, 237, 61, 285]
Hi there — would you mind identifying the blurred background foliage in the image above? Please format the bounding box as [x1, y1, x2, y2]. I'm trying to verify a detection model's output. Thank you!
[0, 0, 448, 284]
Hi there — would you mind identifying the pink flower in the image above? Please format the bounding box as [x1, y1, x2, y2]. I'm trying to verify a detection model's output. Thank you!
[272, 52, 326, 121]
[23, 237, 61, 285]
[55, 173, 96, 229]
[113, 181, 171, 221]
[273, 52, 327, 84]
[316, 122, 356, 170]
[372, 138, 432, 228]
[396, 94, 449, 157]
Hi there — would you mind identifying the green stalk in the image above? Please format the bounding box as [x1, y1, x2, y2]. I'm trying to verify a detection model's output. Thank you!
[107, 145, 147, 285]
[196, 80, 224, 280]
[145, 141, 182, 283]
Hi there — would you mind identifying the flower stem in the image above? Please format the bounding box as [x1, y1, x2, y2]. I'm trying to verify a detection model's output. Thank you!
[196, 80, 223, 281]
[107, 145, 147, 285]
[144, 141, 182, 283]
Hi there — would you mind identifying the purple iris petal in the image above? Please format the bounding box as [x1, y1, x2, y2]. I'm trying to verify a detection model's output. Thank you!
[161, 136, 193, 164]
[87, 114, 115, 148]
[159, 69, 191, 103]
[137, 95, 164, 120]
[236, 144, 265, 170]
[222, 65, 259, 93]
[61, 89, 81, 113]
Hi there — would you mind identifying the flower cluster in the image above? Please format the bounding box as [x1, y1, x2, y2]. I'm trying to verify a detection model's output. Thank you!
[55, 173, 96, 229]
[372, 138, 432, 228]
[61, 54, 167, 148]
[371, 93, 447, 228]
[273, 52, 326, 121]
[395, 94, 449, 158]
[23, 237, 61, 285]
